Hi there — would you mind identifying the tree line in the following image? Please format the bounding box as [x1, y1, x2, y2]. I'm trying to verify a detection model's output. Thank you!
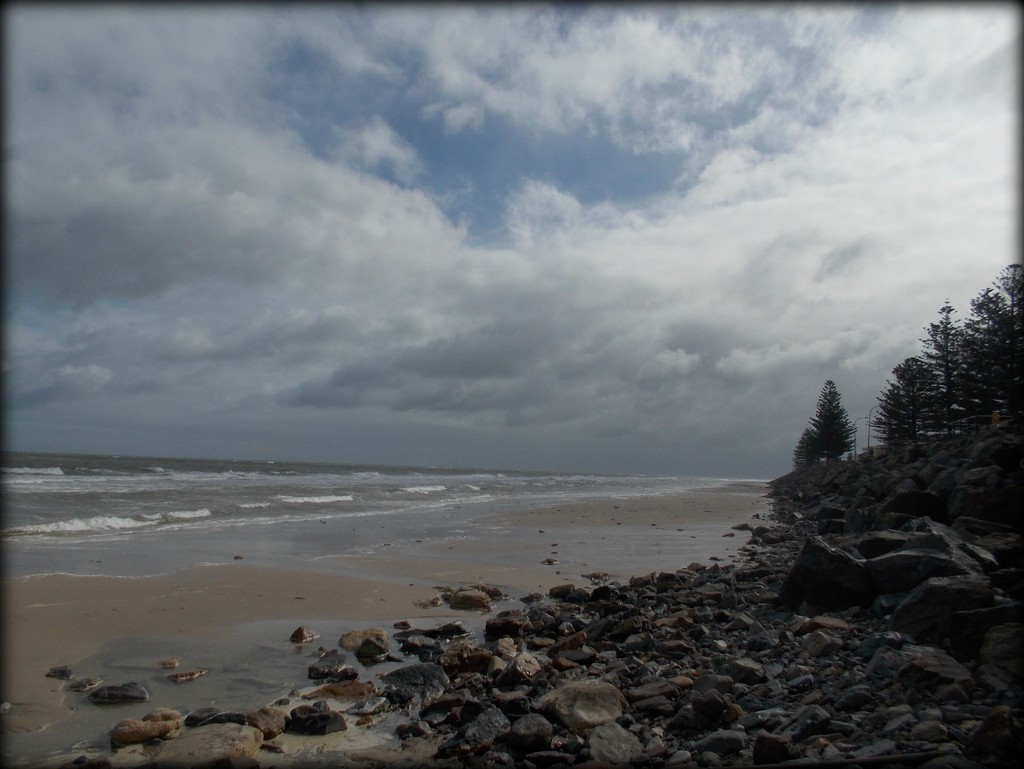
[793, 264, 1022, 469]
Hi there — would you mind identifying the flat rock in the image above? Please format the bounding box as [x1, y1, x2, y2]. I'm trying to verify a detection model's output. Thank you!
[536, 679, 628, 730]
[88, 681, 149, 705]
[148, 722, 263, 768]
[287, 704, 347, 735]
[586, 721, 643, 764]
[245, 706, 286, 739]
[896, 644, 974, 691]
[379, 662, 449, 704]
[109, 709, 184, 746]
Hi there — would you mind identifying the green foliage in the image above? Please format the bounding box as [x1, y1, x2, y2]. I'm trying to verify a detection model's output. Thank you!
[796, 380, 855, 466]
[873, 357, 935, 446]
[791, 264, 1020, 463]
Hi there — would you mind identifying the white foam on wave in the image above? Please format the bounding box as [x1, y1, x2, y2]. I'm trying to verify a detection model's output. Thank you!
[276, 495, 354, 504]
[6, 515, 150, 535]
[3, 466, 65, 476]
[401, 485, 447, 494]
[138, 508, 213, 522]
[238, 502, 272, 509]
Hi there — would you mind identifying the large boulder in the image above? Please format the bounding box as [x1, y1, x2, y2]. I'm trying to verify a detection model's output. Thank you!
[536, 679, 629, 730]
[889, 575, 994, 642]
[339, 627, 390, 655]
[438, 706, 511, 755]
[779, 537, 874, 610]
[865, 549, 978, 594]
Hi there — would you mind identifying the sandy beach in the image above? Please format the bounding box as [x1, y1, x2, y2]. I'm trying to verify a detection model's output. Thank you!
[1, 484, 768, 765]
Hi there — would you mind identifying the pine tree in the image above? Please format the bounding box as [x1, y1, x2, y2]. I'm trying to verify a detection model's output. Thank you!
[807, 380, 856, 463]
[962, 287, 1011, 416]
[920, 302, 965, 435]
[873, 357, 935, 446]
[792, 427, 818, 469]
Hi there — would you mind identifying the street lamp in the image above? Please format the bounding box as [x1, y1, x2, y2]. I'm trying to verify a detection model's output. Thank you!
[867, 405, 878, 448]
[853, 415, 868, 456]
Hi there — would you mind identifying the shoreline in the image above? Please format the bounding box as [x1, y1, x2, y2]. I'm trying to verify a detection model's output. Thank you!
[1, 485, 769, 760]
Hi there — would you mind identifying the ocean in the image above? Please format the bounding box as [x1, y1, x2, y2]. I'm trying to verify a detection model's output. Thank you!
[2, 452, 760, 579]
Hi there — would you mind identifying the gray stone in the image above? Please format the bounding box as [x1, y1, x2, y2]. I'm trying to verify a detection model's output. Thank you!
[287, 704, 347, 735]
[508, 712, 553, 754]
[889, 575, 993, 641]
[586, 721, 643, 764]
[692, 729, 747, 755]
[88, 681, 149, 705]
[779, 537, 873, 610]
[866, 549, 977, 594]
[718, 657, 765, 684]
[980, 623, 1024, 683]
[834, 685, 875, 712]
[380, 663, 450, 705]
[439, 705, 510, 753]
[896, 644, 974, 691]
[536, 679, 628, 729]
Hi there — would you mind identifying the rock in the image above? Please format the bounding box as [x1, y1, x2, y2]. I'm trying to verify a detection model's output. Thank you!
[287, 704, 347, 735]
[307, 650, 356, 681]
[88, 681, 149, 705]
[66, 677, 102, 692]
[896, 644, 974, 691]
[800, 630, 842, 657]
[379, 662, 449, 705]
[346, 695, 389, 716]
[866, 549, 978, 594]
[166, 669, 207, 683]
[485, 611, 528, 639]
[46, 665, 73, 679]
[536, 679, 628, 730]
[888, 490, 947, 521]
[184, 707, 221, 727]
[968, 705, 1021, 760]
[979, 623, 1024, 683]
[448, 589, 493, 611]
[911, 719, 950, 742]
[753, 731, 794, 764]
[157, 657, 180, 669]
[692, 688, 729, 719]
[289, 626, 319, 643]
[623, 681, 678, 702]
[245, 707, 286, 739]
[355, 635, 390, 661]
[586, 721, 643, 763]
[793, 615, 852, 635]
[693, 729, 748, 755]
[889, 575, 993, 641]
[109, 709, 184, 746]
[339, 627, 389, 653]
[834, 685, 875, 712]
[438, 643, 493, 676]
[439, 705, 510, 754]
[779, 536, 874, 610]
[495, 651, 543, 687]
[396, 720, 431, 739]
[718, 657, 765, 684]
[148, 723, 263, 768]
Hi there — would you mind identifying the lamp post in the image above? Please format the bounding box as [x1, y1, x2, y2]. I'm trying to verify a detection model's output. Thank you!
[854, 415, 868, 456]
[867, 405, 878, 449]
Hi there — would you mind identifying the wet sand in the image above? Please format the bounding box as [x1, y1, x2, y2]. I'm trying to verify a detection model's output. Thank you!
[1, 484, 768, 764]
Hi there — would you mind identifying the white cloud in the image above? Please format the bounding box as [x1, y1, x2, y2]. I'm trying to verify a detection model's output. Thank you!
[333, 117, 424, 184]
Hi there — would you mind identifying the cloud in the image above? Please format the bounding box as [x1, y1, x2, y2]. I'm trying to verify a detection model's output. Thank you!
[3, 5, 1017, 476]
[333, 117, 424, 183]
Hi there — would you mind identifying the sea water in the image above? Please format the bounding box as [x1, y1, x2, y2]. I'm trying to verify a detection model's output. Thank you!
[2, 452, 758, 578]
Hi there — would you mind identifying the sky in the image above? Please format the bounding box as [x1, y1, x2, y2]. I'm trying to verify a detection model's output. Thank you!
[3, 4, 1019, 479]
